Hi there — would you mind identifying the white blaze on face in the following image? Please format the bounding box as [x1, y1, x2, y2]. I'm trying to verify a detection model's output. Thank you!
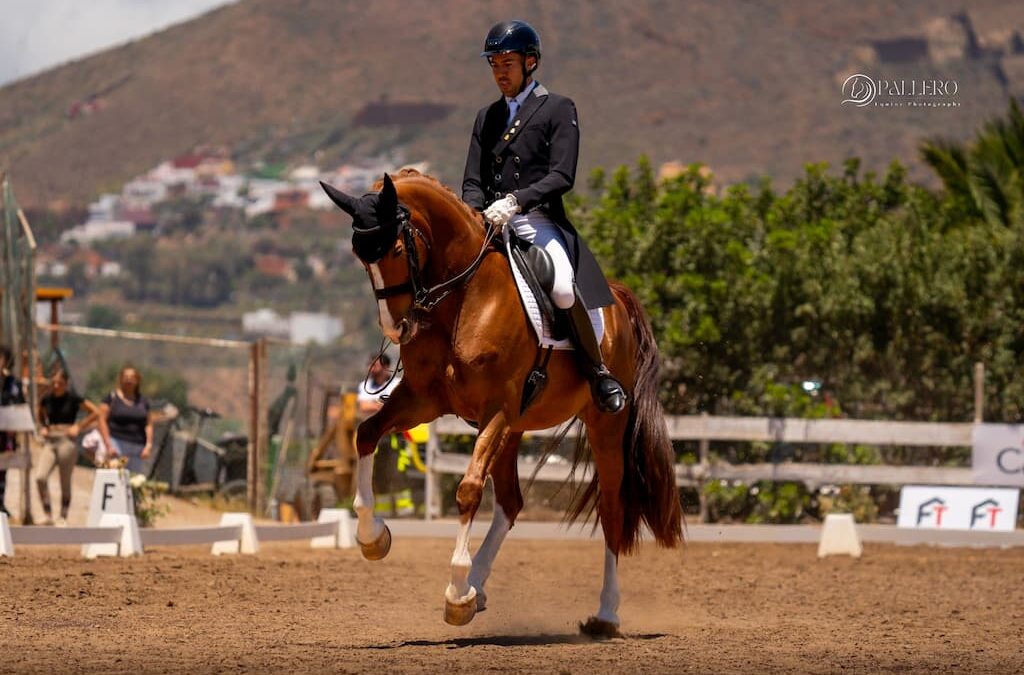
[368, 264, 401, 342]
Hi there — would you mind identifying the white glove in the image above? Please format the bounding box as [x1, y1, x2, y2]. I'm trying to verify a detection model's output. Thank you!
[483, 194, 520, 227]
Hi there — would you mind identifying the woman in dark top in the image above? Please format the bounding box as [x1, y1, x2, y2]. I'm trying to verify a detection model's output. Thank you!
[37, 369, 99, 525]
[98, 366, 153, 475]
[0, 345, 26, 518]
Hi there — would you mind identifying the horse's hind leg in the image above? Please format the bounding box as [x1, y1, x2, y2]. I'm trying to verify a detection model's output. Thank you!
[468, 431, 523, 612]
[579, 409, 629, 637]
[445, 411, 512, 626]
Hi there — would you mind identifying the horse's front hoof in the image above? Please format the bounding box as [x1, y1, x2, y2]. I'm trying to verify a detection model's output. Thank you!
[358, 524, 392, 561]
[443, 586, 478, 626]
[579, 616, 622, 639]
[444, 597, 478, 626]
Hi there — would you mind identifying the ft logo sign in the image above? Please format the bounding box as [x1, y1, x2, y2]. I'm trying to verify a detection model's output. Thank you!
[969, 499, 1003, 529]
[916, 497, 1003, 529]
[900, 486, 1018, 532]
[916, 497, 948, 526]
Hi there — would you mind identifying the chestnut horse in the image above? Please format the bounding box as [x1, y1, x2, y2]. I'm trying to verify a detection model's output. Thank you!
[321, 169, 681, 635]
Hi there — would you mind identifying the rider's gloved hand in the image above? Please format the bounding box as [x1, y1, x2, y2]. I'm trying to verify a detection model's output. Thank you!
[483, 194, 520, 226]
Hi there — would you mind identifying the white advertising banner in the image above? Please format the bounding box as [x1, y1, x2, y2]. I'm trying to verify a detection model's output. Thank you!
[972, 424, 1024, 487]
[897, 485, 1019, 532]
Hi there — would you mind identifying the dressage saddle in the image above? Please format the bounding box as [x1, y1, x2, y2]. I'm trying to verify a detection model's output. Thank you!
[505, 231, 568, 341]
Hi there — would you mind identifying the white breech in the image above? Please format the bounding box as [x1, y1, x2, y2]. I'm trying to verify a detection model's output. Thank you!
[510, 211, 576, 309]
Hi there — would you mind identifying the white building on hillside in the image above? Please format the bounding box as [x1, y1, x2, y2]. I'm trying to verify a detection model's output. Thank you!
[60, 220, 135, 245]
[88, 194, 121, 221]
[122, 179, 168, 208]
[289, 312, 343, 345]
[242, 308, 291, 338]
[242, 309, 343, 345]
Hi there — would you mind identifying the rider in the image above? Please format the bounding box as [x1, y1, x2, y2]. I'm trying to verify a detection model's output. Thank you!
[462, 19, 626, 414]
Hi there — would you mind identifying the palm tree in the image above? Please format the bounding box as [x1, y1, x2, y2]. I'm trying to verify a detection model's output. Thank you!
[920, 98, 1024, 228]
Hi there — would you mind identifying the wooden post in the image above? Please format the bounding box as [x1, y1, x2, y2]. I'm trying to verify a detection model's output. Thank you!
[247, 340, 261, 515]
[19, 432, 32, 525]
[267, 398, 296, 519]
[698, 412, 710, 523]
[302, 350, 313, 442]
[974, 362, 985, 424]
[256, 338, 268, 513]
[18, 208, 36, 526]
[49, 300, 59, 351]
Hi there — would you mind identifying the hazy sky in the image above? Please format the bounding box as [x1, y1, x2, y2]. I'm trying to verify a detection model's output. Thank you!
[0, 0, 237, 86]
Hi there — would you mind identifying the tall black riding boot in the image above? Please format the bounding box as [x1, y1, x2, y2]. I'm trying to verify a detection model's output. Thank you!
[564, 286, 626, 414]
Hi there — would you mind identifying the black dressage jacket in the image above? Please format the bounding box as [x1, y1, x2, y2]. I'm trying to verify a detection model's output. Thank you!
[461, 83, 615, 309]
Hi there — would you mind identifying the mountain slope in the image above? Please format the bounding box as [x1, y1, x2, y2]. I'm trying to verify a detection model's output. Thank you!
[0, 0, 1017, 207]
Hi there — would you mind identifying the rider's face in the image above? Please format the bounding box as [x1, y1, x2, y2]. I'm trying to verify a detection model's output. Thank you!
[489, 53, 534, 98]
[369, 359, 386, 380]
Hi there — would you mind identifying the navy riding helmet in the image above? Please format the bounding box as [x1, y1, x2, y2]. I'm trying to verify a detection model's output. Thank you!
[481, 20, 541, 74]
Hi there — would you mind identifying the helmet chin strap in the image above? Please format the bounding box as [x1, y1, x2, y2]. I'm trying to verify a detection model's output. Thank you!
[518, 59, 537, 94]
[517, 73, 531, 94]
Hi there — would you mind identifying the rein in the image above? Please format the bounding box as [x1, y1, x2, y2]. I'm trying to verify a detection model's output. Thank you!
[373, 207, 499, 314]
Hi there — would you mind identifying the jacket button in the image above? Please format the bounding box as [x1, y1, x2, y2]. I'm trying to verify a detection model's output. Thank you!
[514, 172, 520, 179]
[495, 174, 502, 181]
[495, 156, 503, 164]
[514, 156, 520, 164]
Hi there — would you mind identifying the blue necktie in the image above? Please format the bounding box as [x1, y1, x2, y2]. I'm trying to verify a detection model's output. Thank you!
[507, 99, 519, 127]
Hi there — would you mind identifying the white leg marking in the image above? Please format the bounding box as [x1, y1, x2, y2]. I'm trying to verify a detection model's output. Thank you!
[353, 454, 384, 544]
[445, 519, 477, 605]
[368, 264, 401, 342]
[468, 506, 511, 606]
[596, 546, 621, 625]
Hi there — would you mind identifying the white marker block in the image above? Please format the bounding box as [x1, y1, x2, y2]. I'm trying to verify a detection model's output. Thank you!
[86, 468, 135, 526]
[99, 513, 143, 557]
[817, 513, 863, 558]
[0, 512, 13, 557]
[83, 468, 137, 558]
[311, 508, 355, 549]
[211, 512, 259, 556]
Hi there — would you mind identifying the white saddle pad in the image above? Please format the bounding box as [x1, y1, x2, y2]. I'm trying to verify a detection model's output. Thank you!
[505, 236, 604, 350]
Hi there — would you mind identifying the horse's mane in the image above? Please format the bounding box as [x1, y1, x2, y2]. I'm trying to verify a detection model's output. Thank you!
[373, 168, 482, 224]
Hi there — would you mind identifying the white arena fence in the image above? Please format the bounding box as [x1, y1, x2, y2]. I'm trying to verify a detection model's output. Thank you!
[422, 414, 989, 522]
[0, 509, 354, 558]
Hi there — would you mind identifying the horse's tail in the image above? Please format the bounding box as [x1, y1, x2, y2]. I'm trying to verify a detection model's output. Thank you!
[558, 283, 683, 553]
[613, 282, 683, 553]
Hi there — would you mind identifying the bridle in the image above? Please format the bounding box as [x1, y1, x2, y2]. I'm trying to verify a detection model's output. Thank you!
[371, 204, 499, 316]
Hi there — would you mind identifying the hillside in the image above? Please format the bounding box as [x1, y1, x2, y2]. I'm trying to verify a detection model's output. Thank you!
[1, 0, 1022, 208]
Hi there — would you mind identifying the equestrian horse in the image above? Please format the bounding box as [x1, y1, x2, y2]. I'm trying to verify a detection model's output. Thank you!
[321, 169, 681, 636]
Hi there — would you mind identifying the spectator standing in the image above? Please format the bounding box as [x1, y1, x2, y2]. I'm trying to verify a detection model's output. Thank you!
[0, 345, 26, 517]
[97, 366, 153, 474]
[36, 370, 99, 525]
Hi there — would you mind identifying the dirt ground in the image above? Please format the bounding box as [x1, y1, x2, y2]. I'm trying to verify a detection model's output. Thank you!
[2, 538, 1023, 674]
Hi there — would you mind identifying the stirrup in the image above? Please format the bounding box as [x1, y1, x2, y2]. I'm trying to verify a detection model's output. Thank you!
[591, 367, 627, 414]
